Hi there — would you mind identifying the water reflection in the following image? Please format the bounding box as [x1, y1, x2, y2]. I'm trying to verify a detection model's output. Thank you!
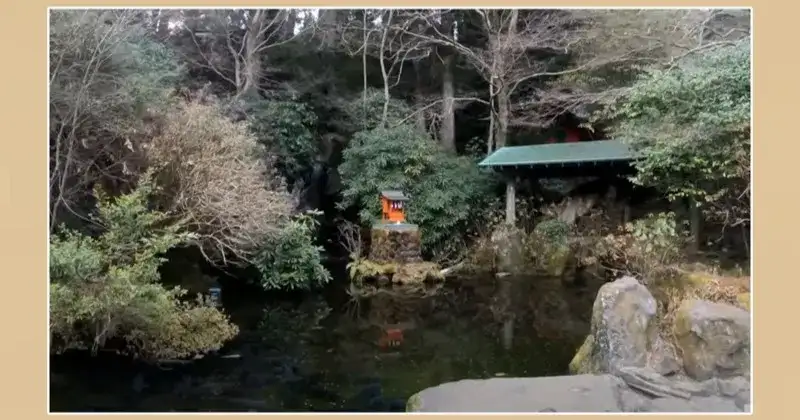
[50, 274, 595, 412]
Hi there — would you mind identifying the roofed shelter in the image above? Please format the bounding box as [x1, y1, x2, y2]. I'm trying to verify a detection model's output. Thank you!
[478, 140, 639, 225]
[478, 139, 703, 253]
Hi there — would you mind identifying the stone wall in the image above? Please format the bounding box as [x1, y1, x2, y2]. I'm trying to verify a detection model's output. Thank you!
[369, 223, 422, 263]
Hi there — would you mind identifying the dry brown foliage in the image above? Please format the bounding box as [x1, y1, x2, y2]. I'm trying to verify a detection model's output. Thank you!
[336, 219, 364, 258]
[651, 267, 749, 335]
[146, 100, 296, 264]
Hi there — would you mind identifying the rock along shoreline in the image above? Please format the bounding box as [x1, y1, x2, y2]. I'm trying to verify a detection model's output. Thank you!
[406, 276, 751, 413]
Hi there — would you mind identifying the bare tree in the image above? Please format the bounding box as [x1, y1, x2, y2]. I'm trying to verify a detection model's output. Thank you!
[395, 10, 592, 151]
[183, 9, 315, 97]
[49, 10, 154, 230]
[436, 11, 457, 152]
[517, 9, 752, 130]
[335, 9, 431, 129]
[394, 9, 750, 153]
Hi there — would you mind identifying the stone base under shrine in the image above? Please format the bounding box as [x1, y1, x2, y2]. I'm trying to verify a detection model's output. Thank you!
[369, 222, 422, 264]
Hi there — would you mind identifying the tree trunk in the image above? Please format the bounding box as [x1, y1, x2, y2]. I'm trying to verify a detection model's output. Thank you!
[438, 11, 456, 152]
[319, 9, 339, 47]
[487, 77, 496, 154]
[439, 54, 455, 152]
[379, 11, 393, 128]
[240, 10, 266, 97]
[496, 84, 509, 149]
[689, 198, 702, 254]
[281, 9, 296, 41]
[413, 61, 427, 132]
[494, 10, 517, 150]
[156, 10, 171, 39]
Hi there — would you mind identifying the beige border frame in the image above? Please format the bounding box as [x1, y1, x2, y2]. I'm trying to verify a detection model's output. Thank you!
[1, 0, 779, 418]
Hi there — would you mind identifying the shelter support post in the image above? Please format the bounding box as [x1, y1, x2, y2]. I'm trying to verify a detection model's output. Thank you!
[688, 198, 701, 254]
[623, 201, 631, 226]
[505, 176, 516, 225]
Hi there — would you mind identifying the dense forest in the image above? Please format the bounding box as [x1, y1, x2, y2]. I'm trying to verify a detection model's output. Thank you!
[49, 8, 750, 366]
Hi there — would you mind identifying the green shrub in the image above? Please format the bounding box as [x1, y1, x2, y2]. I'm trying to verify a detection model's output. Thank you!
[49, 175, 238, 360]
[245, 97, 320, 183]
[524, 219, 573, 276]
[628, 212, 685, 267]
[609, 41, 750, 230]
[341, 88, 413, 132]
[594, 212, 687, 280]
[339, 124, 498, 258]
[254, 212, 332, 291]
[533, 219, 570, 247]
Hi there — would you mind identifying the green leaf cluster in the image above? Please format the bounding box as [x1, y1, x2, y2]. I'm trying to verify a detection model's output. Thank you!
[49, 174, 238, 360]
[609, 41, 751, 208]
[254, 212, 332, 291]
[339, 123, 499, 257]
[245, 97, 320, 183]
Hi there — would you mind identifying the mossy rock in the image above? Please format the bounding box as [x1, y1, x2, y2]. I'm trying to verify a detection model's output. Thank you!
[348, 258, 442, 285]
[736, 292, 750, 311]
[673, 299, 750, 380]
[393, 261, 443, 284]
[568, 334, 596, 374]
[569, 276, 658, 375]
[491, 225, 525, 273]
[369, 223, 422, 263]
[405, 393, 422, 412]
[348, 258, 397, 282]
[543, 245, 572, 277]
[685, 271, 716, 287]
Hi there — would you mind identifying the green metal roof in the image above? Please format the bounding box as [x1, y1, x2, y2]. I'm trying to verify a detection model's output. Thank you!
[478, 140, 637, 168]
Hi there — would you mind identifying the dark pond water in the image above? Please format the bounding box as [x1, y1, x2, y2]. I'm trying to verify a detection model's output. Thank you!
[49, 274, 598, 412]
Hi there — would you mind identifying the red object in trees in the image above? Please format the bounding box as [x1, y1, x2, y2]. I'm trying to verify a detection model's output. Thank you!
[378, 328, 404, 349]
[546, 127, 582, 144]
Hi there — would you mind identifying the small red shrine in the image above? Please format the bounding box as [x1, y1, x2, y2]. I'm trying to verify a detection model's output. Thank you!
[380, 190, 409, 223]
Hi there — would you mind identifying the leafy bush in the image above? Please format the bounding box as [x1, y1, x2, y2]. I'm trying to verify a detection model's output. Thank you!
[609, 41, 751, 231]
[526, 219, 573, 276]
[339, 124, 498, 258]
[254, 212, 332, 291]
[49, 175, 238, 360]
[595, 212, 687, 280]
[533, 219, 570, 247]
[244, 97, 320, 183]
[341, 88, 413, 132]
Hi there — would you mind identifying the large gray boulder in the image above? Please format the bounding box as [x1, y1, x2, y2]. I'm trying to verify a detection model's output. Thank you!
[490, 225, 525, 274]
[570, 276, 658, 374]
[406, 373, 746, 413]
[406, 375, 623, 413]
[673, 299, 750, 381]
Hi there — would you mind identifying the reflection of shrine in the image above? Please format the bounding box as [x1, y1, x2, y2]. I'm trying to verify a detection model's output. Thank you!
[361, 292, 420, 351]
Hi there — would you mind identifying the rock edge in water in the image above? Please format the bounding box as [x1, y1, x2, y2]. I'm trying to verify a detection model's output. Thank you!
[406, 368, 750, 413]
[570, 275, 750, 381]
[407, 275, 751, 413]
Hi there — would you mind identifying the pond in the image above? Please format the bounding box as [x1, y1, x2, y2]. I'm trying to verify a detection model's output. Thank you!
[49, 274, 598, 412]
